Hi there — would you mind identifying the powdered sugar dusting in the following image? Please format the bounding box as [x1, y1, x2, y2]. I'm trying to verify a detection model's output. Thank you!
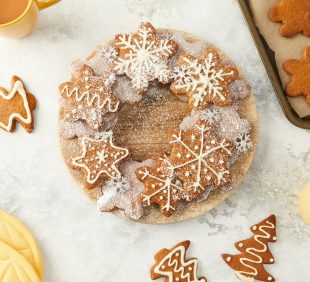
[229, 80, 250, 100]
[113, 76, 143, 103]
[59, 120, 96, 139]
[170, 32, 209, 58]
[215, 105, 251, 140]
[97, 159, 156, 220]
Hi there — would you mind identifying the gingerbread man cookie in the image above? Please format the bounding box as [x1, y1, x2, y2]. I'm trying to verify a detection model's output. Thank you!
[284, 46, 310, 104]
[151, 240, 207, 282]
[114, 22, 178, 93]
[70, 134, 129, 189]
[269, 0, 310, 37]
[222, 215, 277, 282]
[168, 119, 234, 199]
[0, 76, 36, 133]
[59, 65, 119, 131]
[171, 49, 238, 108]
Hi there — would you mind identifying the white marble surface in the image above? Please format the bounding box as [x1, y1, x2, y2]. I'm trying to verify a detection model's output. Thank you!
[0, 0, 310, 281]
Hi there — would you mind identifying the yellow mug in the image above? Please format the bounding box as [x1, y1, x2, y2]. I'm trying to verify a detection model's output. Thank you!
[0, 0, 60, 39]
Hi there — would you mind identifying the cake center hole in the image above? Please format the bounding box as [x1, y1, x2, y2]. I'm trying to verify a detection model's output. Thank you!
[113, 84, 191, 161]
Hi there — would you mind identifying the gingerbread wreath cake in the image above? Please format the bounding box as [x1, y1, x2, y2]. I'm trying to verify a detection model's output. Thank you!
[59, 22, 258, 224]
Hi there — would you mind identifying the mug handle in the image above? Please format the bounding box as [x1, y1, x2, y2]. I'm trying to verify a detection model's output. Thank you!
[35, 0, 61, 10]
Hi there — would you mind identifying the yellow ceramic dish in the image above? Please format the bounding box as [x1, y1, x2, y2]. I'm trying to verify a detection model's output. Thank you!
[0, 0, 60, 38]
[0, 209, 43, 279]
[0, 240, 40, 282]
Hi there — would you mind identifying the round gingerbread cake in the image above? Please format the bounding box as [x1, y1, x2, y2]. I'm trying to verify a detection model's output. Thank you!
[58, 22, 258, 224]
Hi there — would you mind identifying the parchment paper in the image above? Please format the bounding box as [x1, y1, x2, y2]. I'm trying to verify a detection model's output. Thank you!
[249, 0, 310, 118]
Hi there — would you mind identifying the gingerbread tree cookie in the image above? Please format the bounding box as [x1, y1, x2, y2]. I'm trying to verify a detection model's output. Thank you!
[59, 65, 119, 130]
[0, 76, 36, 133]
[136, 157, 187, 217]
[171, 49, 238, 108]
[222, 215, 277, 282]
[269, 0, 310, 37]
[70, 134, 129, 189]
[151, 240, 207, 282]
[284, 46, 310, 104]
[168, 119, 234, 199]
[114, 22, 178, 93]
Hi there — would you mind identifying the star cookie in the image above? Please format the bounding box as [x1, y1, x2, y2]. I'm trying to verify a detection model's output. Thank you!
[151, 240, 207, 282]
[168, 119, 234, 198]
[59, 65, 119, 131]
[0, 76, 36, 133]
[171, 49, 238, 108]
[114, 22, 178, 93]
[269, 0, 310, 37]
[70, 134, 129, 189]
[136, 156, 187, 217]
[284, 46, 310, 104]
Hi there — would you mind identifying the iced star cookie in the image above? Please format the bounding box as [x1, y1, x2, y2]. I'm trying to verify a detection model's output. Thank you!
[269, 0, 310, 37]
[0, 76, 36, 133]
[170, 49, 238, 108]
[59, 22, 258, 223]
[70, 134, 129, 189]
[114, 22, 178, 93]
[151, 240, 207, 282]
[59, 65, 119, 131]
[284, 46, 310, 104]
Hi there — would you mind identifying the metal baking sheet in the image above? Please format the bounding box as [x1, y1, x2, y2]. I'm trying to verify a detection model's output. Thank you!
[238, 0, 310, 129]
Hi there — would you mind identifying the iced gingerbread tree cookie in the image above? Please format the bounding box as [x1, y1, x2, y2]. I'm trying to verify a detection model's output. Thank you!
[222, 215, 277, 282]
[59, 22, 258, 223]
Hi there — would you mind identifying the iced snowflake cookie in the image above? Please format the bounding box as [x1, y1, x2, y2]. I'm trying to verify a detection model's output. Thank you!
[59, 22, 258, 223]
[171, 49, 238, 108]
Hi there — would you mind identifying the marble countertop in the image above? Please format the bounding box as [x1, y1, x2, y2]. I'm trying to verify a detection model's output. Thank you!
[0, 0, 309, 281]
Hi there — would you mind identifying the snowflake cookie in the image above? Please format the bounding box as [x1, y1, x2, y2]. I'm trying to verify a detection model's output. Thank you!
[168, 119, 234, 198]
[59, 65, 119, 131]
[136, 157, 187, 217]
[171, 49, 238, 108]
[114, 22, 178, 93]
[70, 134, 129, 189]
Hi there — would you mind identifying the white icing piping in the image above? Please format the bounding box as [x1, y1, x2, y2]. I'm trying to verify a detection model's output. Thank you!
[139, 159, 183, 212]
[62, 85, 119, 112]
[72, 136, 129, 184]
[236, 220, 275, 279]
[169, 123, 232, 191]
[173, 52, 235, 107]
[0, 80, 32, 131]
[154, 245, 205, 282]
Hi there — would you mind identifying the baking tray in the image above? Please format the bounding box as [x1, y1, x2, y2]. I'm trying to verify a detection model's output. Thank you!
[237, 0, 310, 129]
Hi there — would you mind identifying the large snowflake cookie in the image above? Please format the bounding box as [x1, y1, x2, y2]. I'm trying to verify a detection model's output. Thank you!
[168, 119, 234, 198]
[114, 22, 178, 93]
[60, 65, 119, 130]
[70, 134, 129, 189]
[171, 49, 238, 108]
